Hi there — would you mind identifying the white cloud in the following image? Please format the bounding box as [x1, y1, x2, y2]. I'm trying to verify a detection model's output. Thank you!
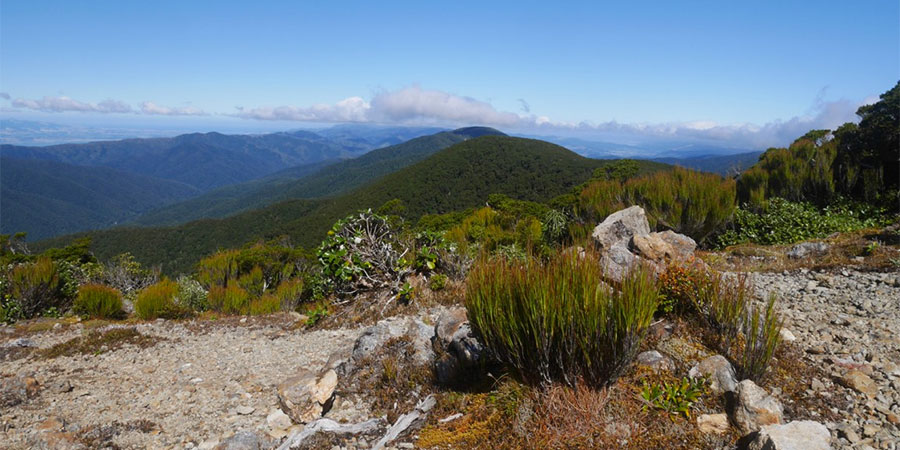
[11, 96, 132, 113]
[237, 96, 369, 122]
[140, 101, 207, 116]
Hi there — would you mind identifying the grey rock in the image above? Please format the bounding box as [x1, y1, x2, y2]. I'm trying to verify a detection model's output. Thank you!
[689, 355, 737, 395]
[635, 350, 675, 373]
[600, 242, 639, 283]
[697, 413, 729, 434]
[591, 205, 651, 251]
[214, 431, 271, 450]
[433, 307, 484, 384]
[733, 380, 784, 435]
[3, 338, 37, 348]
[373, 395, 435, 450]
[786, 242, 830, 259]
[277, 418, 384, 450]
[0, 375, 40, 407]
[747, 421, 830, 450]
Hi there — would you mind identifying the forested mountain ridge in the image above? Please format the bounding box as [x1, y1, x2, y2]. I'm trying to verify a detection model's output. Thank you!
[132, 127, 506, 226]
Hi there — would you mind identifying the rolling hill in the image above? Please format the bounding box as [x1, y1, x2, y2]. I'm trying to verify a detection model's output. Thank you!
[37, 136, 669, 274]
[0, 156, 200, 240]
[132, 127, 505, 226]
[653, 151, 762, 176]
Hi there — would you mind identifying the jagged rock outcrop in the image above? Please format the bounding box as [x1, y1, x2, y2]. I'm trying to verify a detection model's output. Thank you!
[432, 307, 484, 384]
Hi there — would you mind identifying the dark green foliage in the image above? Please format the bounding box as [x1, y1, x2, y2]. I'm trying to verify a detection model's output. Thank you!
[38, 136, 621, 274]
[593, 159, 641, 182]
[133, 128, 500, 226]
[640, 377, 707, 419]
[74, 284, 124, 319]
[465, 250, 659, 387]
[716, 197, 890, 247]
[738, 81, 899, 212]
[0, 156, 200, 241]
[428, 273, 448, 291]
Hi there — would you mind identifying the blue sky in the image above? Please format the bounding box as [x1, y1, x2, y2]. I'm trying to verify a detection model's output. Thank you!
[1, 0, 897, 148]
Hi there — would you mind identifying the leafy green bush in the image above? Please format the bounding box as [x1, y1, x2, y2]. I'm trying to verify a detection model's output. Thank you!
[9, 257, 68, 318]
[466, 250, 659, 387]
[429, 273, 448, 291]
[317, 210, 412, 297]
[74, 284, 123, 319]
[640, 377, 707, 419]
[716, 197, 889, 247]
[305, 302, 329, 326]
[134, 279, 187, 319]
[176, 276, 209, 312]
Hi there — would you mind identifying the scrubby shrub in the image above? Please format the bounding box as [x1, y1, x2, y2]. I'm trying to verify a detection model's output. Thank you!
[715, 197, 889, 247]
[541, 209, 570, 246]
[578, 167, 736, 244]
[658, 261, 709, 315]
[305, 302, 329, 326]
[273, 278, 304, 310]
[208, 284, 251, 314]
[249, 294, 281, 315]
[74, 284, 123, 319]
[134, 279, 187, 319]
[101, 253, 159, 299]
[196, 249, 240, 288]
[9, 257, 67, 318]
[237, 266, 265, 297]
[317, 210, 413, 297]
[466, 250, 659, 387]
[640, 377, 707, 418]
[429, 273, 448, 291]
[176, 276, 209, 312]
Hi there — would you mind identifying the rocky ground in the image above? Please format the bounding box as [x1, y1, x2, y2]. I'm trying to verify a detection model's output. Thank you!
[1, 266, 899, 449]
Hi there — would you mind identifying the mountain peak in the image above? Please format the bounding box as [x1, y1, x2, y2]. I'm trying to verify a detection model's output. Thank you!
[451, 127, 506, 138]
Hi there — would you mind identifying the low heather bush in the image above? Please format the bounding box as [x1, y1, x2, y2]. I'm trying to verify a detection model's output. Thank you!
[249, 294, 281, 315]
[465, 250, 658, 387]
[208, 285, 251, 314]
[74, 284, 123, 319]
[273, 278, 304, 311]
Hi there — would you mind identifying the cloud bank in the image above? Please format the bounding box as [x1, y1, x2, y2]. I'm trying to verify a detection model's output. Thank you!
[5, 87, 874, 149]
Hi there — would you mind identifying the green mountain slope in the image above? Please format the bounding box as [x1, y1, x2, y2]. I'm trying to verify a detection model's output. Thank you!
[133, 127, 504, 226]
[652, 151, 762, 176]
[1, 156, 200, 240]
[37, 136, 669, 274]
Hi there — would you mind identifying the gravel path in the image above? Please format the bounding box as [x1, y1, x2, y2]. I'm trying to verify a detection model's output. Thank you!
[1, 316, 363, 449]
[751, 268, 900, 449]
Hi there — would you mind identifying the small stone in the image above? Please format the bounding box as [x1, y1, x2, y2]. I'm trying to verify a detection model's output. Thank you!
[689, 355, 737, 395]
[885, 412, 899, 425]
[862, 423, 879, 437]
[839, 426, 861, 443]
[277, 368, 338, 423]
[748, 421, 831, 450]
[635, 350, 675, 373]
[778, 329, 796, 343]
[236, 405, 255, 415]
[697, 414, 729, 434]
[810, 378, 825, 391]
[267, 409, 292, 430]
[841, 370, 878, 397]
[213, 431, 267, 450]
[732, 380, 784, 435]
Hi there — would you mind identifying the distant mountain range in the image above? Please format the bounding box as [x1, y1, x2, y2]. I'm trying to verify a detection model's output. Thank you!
[0, 125, 445, 239]
[653, 151, 762, 176]
[36, 135, 668, 274]
[133, 127, 505, 226]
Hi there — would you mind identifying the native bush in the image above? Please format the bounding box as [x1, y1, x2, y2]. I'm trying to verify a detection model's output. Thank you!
[658, 261, 709, 315]
[715, 197, 890, 247]
[74, 284, 123, 319]
[578, 167, 735, 244]
[134, 279, 188, 319]
[465, 250, 659, 387]
[176, 276, 209, 312]
[738, 293, 783, 381]
[249, 294, 281, 315]
[208, 284, 251, 314]
[9, 257, 67, 318]
[317, 210, 413, 297]
[273, 278, 304, 310]
[640, 377, 707, 419]
[101, 253, 159, 300]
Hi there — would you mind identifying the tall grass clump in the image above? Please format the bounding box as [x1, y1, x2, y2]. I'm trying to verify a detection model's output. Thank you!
[134, 279, 186, 319]
[210, 284, 251, 314]
[465, 250, 658, 387]
[9, 257, 66, 318]
[74, 284, 123, 319]
[738, 293, 783, 381]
